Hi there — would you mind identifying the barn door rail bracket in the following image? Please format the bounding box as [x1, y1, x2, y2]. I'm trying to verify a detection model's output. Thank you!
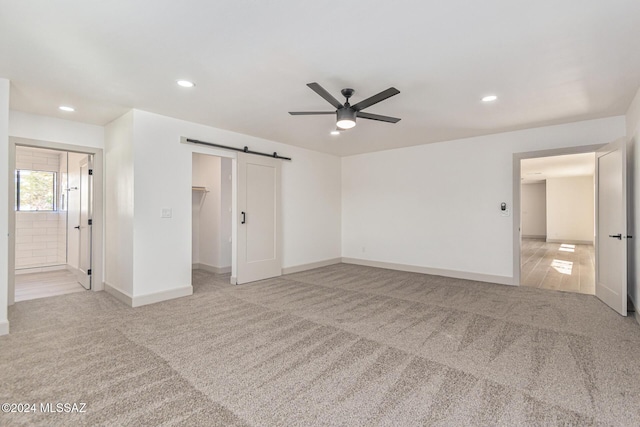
[185, 138, 292, 161]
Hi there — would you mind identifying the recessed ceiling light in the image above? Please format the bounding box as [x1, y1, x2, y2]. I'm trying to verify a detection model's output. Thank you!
[177, 80, 195, 88]
[482, 95, 498, 102]
[59, 105, 75, 112]
[330, 130, 340, 136]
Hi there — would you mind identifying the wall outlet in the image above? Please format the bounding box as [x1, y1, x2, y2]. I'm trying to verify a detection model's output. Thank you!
[161, 208, 172, 218]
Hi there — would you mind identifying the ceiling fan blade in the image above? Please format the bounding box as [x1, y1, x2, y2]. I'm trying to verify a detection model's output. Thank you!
[357, 112, 401, 123]
[352, 87, 400, 111]
[307, 82, 344, 109]
[289, 111, 335, 115]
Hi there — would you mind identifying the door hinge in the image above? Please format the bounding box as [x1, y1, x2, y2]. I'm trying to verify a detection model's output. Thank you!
[87, 269, 92, 276]
[88, 169, 93, 175]
[88, 219, 93, 225]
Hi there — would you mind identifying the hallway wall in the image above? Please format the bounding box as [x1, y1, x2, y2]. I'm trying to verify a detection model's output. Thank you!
[521, 182, 546, 238]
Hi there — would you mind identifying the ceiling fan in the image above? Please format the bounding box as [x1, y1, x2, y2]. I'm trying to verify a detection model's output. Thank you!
[289, 82, 401, 130]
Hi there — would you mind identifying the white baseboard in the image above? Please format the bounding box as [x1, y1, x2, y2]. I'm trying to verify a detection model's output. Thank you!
[104, 282, 133, 306]
[0, 320, 9, 336]
[231, 276, 237, 285]
[65, 265, 79, 275]
[522, 235, 546, 239]
[546, 239, 593, 245]
[15, 264, 67, 275]
[635, 310, 640, 326]
[341, 257, 513, 286]
[193, 263, 231, 274]
[282, 258, 342, 275]
[131, 285, 193, 308]
[104, 282, 193, 307]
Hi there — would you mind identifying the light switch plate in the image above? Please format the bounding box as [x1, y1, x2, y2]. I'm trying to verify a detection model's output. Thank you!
[161, 208, 172, 218]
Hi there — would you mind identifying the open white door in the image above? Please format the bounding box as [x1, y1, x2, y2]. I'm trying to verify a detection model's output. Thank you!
[77, 155, 93, 290]
[236, 152, 282, 284]
[595, 138, 627, 315]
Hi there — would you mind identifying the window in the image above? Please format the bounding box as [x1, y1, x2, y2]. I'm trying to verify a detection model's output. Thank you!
[16, 170, 57, 211]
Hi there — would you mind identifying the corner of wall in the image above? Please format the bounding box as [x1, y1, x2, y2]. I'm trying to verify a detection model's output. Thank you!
[0, 78, 10, 332]
[626, 85, 640, 310]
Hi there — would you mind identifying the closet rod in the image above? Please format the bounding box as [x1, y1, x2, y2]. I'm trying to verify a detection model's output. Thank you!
[186, 138, 292, 161]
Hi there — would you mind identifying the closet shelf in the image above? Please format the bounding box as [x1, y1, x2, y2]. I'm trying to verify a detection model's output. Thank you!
[192, 186, 209, 193]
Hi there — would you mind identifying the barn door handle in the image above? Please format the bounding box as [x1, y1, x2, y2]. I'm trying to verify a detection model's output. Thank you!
[609, 234, 622, 240]
[74, 226, 80, 230]
[241, 212, 246, 224]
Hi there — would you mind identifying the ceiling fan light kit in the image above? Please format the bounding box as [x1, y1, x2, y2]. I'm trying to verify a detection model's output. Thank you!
[336, 107, 356, 129]
[289, 82, 401, 132]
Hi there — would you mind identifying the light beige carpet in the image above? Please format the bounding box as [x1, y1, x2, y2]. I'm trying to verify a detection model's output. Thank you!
[1, 264, 639, 426]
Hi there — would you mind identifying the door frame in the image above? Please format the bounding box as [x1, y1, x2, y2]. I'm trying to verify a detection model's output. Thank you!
[185, 141, 239, 284]
[8, 137, 104, 305]
[512, 143, 604, 286]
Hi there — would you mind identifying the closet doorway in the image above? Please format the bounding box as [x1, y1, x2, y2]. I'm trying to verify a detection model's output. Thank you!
[12, 145, 94, 301]
[192, 153, 233, 288]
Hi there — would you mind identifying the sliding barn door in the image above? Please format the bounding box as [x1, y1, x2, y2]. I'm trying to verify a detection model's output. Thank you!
[236, 152, 282, 284]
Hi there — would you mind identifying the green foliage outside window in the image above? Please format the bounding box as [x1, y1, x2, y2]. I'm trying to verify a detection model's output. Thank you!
[16, 170, 57, 211]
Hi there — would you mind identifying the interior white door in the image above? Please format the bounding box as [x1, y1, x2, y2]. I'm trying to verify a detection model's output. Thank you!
[595, 138, 627, 315]
[236, 152, 282, 284]
[77, 156, 93, 290]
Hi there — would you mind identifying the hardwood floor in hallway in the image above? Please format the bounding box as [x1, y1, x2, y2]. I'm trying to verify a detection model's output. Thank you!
[15, 269, 86, 302]
[521, 238, 595, 294]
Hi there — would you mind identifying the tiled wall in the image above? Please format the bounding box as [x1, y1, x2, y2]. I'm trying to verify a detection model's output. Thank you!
[15, 147, 67, 269]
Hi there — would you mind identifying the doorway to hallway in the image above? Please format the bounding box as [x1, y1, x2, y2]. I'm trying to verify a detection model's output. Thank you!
[519, 152, 596, 295]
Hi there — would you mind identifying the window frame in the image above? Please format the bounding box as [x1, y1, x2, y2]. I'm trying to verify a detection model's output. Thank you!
[15, 169, 58, 212]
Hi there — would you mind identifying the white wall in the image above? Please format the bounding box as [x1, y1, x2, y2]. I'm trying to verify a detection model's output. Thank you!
[192, 153, 224, 268]
[220, 158, 232, 268]
[0, 79, 9, 334]
[521, 182, 546, 238]
[9, 111, 104, 149]
[627, 86, 640, 311]
[104, 112, 134, 296]
[342, 116, 624, 282]
[546, 176, 594, 243]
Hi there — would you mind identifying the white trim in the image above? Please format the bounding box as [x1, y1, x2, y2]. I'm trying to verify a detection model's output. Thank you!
[104, 282, 133, 306]
[546, 239, 594, 245]
[15, 265, 67, 275]
[341, 258, 513, 286]
[282, 258, 342, 275]
[0, 320, 9, 336]
[66, 264, 80, 275]
[635, 310, 640, 326]
[230, 276, 237, 285]
[522, 235, 546, 240]
[193, 263, 231, 274]
[131, 285, 192, 308]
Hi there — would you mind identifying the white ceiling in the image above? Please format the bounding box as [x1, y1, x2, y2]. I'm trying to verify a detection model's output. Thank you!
[1, 1, 639, 156]
[521, 153, 595, 184]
